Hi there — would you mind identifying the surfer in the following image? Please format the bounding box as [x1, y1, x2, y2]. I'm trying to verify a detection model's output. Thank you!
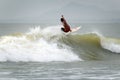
[61, 15, 71, 33]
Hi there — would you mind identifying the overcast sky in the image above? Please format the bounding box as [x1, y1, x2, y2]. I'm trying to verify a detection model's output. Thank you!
[0, 0, 120, 23]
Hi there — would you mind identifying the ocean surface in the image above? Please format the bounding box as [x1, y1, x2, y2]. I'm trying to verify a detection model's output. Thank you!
[0, 23, 120, 80]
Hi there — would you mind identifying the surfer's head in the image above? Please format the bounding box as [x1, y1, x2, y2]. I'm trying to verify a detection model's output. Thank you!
[61, 18, 64, 22]
[61, 27, 65, 31]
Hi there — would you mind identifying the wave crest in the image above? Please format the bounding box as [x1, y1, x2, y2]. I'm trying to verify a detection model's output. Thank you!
[0, 26, 120, 62]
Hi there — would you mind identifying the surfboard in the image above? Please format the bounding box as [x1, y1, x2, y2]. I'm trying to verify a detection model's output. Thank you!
[71, 26, 81, 32]
[61, 26, 81, 35]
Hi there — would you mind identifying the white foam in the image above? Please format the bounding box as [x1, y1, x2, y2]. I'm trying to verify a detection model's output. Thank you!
[0, 26, 81, 62]
[101, 37, 120, 53]
[41, 25, 64, 37]
[27, 26, 41, 35]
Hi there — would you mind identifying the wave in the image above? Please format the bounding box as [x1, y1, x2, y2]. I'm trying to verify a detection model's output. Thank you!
[101, 37, 120, 53]
[0, 25, 120, 62]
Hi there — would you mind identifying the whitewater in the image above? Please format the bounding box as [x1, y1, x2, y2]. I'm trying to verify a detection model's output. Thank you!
[0, 25, 120, 62]
[1, 24, 120, 80]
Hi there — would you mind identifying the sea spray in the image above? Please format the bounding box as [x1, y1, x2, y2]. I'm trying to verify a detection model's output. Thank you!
[0, 26, 120, 62]
[101, 37, 120, 53]
[0, 26, 80, 62]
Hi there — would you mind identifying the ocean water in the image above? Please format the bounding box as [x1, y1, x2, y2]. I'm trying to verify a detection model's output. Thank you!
[0, 23, 120, 80]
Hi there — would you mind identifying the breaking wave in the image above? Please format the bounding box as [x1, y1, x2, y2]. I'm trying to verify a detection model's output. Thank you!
[0, 25, 120, 62]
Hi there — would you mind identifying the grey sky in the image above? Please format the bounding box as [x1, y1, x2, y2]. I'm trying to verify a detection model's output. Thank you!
[0, 0, 120, 23]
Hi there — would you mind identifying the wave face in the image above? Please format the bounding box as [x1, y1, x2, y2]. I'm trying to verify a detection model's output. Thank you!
[0, 25, 120, 62]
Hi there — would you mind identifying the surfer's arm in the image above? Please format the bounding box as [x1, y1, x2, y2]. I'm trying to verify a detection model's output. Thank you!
[61, 15, 67, 23]
[62, 15, 63, 17]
